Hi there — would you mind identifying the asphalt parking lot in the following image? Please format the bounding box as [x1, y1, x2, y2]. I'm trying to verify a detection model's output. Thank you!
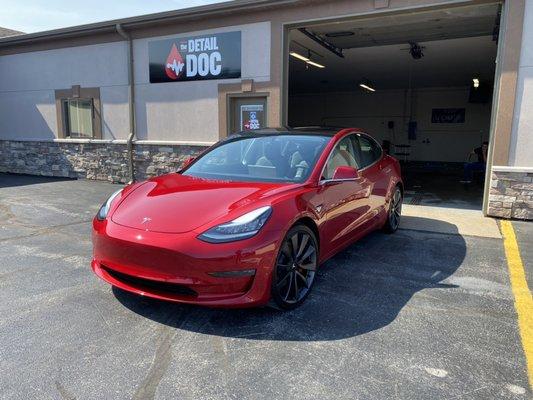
[0, 173, 531, 400]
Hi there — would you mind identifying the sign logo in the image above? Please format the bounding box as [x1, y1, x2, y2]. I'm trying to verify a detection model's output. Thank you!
[244, 112, 260, 130]
[165, 43, 185, 80]
[149, 31, 241, 83]
[141, 217, 152, 225]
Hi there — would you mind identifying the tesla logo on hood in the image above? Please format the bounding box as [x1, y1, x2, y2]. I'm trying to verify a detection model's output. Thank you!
[165, 43, 185, 80]
[141, 217, 152, 225]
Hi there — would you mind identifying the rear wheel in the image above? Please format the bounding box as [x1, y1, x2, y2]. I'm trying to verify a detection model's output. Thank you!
[270, 225, 318, 310]
[383, 186, 402, 233]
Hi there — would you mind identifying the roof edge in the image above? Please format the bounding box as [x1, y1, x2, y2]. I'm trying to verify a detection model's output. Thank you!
[0, 0, 297, 48]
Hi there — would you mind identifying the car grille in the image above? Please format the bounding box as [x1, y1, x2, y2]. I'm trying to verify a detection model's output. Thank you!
[102, 266, 197, 297]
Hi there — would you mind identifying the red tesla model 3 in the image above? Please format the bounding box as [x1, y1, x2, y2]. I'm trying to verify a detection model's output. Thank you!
[92, 127, 403, 309]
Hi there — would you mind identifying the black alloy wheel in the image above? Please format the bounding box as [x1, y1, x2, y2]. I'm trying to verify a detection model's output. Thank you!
[384, 186, 402, 233]
[270, 224, 318, 310]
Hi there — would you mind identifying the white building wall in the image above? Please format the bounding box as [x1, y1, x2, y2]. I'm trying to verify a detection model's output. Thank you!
[509, 0, 533, 167]
[0, 21, 271, 143]
[289, 87, 491, 163]
[0, 41, 128, 140]
[133, 22, 270, 143]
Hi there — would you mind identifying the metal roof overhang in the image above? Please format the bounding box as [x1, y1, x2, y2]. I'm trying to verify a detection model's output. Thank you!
[0, 0, 298, 48]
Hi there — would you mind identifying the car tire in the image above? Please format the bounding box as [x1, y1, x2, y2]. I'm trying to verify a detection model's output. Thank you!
[269, 224, 319, 310]
[383, 186, 402, 234]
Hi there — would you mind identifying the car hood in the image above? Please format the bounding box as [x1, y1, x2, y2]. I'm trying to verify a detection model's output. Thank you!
[111, 174, 295, 233]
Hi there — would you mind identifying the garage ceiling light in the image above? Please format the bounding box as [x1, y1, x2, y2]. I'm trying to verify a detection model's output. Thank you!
[359, 83, 376, 92]
[359, 79, 376, 92]
[290, 51, 309, 62]
[290, 51, 325, 69]
[306, 60, 326, 69]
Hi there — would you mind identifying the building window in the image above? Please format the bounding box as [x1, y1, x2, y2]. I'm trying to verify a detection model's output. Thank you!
[62, 98, 94, 138]
[55, 86, 102, 139]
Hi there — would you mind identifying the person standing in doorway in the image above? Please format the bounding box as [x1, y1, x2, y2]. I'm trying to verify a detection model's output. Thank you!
[461, 141, 488, 183]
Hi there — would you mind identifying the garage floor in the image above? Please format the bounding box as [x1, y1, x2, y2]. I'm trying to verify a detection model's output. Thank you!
[0, 173, 531, 399]
[403, 167, 485, 210]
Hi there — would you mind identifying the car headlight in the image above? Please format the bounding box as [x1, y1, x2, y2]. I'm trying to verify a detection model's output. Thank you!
[198, 206, 272, 243]
[96, 189, 123, 221]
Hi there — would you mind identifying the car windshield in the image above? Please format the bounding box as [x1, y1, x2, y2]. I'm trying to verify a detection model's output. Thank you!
[182, 134, 331, 183]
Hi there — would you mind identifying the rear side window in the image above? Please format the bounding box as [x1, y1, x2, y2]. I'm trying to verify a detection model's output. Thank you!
[355, 135, 382, 168]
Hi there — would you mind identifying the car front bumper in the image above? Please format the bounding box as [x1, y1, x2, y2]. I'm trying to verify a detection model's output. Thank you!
[92, 218, 282, 308]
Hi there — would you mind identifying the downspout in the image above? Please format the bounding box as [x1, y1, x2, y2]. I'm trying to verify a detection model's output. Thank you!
[116, 23, 136, 182]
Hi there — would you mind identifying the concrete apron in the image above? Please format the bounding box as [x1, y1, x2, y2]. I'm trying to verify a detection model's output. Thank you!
[401, 204, 502, 239]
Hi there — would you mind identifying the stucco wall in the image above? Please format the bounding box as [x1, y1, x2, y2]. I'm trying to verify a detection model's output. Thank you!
[0, 21, 271, 143]
[133, 21, 270, 142]
[0, 41, 128, 140]
[509, 0, 533, 167]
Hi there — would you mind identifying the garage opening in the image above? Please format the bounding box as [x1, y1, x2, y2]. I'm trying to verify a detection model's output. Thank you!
[287, 3, 501, 210]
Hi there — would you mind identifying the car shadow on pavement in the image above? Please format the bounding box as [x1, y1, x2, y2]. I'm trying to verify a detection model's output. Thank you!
[114, 216, 465, 341]
[0, 173, 74, 188]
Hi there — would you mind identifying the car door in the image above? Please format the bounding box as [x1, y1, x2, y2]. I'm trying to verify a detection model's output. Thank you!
[317, 134, 372, 254]
[354, 134, 389, 224]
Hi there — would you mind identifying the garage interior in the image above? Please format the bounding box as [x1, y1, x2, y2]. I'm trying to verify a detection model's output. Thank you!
[287, 3, 501, 210]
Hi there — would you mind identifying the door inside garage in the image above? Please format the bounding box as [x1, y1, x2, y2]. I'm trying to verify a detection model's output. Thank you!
[286, 3, 501, 210]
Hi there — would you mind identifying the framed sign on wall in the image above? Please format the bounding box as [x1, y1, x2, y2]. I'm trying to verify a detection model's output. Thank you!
[431, 108, 466, 123]
[240, 104, 264, 130]
[149, 31, 241, 83]
[229, 96, 268, 133]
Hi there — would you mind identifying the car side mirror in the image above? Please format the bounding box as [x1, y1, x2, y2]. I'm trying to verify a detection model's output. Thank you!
[332, 165, 359, 181]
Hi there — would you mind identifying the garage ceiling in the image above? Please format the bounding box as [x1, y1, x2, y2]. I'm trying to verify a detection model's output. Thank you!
[289, 3, 499, 93]
[304, 3, 500, 49]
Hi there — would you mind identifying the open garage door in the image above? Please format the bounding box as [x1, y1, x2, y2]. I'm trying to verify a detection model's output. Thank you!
[287, 3, 501, 210]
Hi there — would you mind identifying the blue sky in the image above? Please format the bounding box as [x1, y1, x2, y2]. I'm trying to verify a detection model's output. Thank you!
[0, 0, 229, 33]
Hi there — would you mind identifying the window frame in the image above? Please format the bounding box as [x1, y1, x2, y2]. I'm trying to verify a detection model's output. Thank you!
[319, 132, 360, 183]
[55, 86, 102, 139]
[319, 132, 384, 184]
[61, 98, 95, 139]
[355, 133, 383, 170]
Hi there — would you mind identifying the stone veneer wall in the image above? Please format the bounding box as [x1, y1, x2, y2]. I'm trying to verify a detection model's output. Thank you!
[0, 140, 208, 183]
[488, 168, 533, 220]
[3, 140, 532, 221]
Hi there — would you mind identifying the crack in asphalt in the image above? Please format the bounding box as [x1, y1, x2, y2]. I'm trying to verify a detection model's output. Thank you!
[132, 310, 192, 400]
[55, 380, 77, 400]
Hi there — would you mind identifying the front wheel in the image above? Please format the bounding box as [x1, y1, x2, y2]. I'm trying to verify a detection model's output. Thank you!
[270, 225, 318, 310]
[383, 186, 402, 233]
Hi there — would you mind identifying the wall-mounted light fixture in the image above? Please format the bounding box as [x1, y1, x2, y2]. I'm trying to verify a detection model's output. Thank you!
[473, 78, 480, 88]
